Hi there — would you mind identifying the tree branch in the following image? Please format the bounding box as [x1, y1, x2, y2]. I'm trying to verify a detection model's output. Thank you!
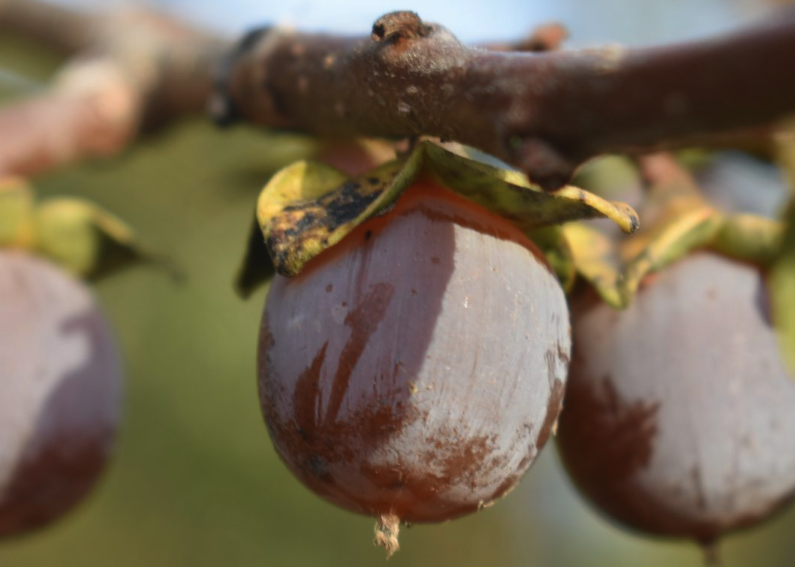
[1, 4, 794, 188]
[0, 0, 94, 55]
[481, 22, 568, 53]
[0, 3, 228, 177]
[218, 9, 795, 189]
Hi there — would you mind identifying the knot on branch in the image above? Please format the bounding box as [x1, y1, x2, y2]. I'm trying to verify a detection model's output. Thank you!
[371, 11, 431, 43]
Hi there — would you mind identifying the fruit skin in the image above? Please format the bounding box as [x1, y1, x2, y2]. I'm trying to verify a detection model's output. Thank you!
[0, 251, 122, 538]
[557, 252, 795, 543]
[258, 180, 571, 523]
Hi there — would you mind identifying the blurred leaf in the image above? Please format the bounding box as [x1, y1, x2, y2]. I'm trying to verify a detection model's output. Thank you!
[0, 177, 35, 247]
[620, 154, 722, 303]
[711, 214, 783, 266]
[526, 226, 576, 292]
[773, 122, 795, 375]
[33, 198, 181, 281]
[580, 153, 785, 308]
[622, 207, 724, 302]
[245, 141, 639, 290]
[564, 222, 624, 308]
[571, 155, 641, 200]
[772, 202, 795, 375]
[638, 153, 709, 224]
[0, 67, 43, 97]
[674, 148, 715, 172]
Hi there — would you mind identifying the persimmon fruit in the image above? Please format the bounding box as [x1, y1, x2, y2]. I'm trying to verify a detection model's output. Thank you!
[0, 251, 122, 539]
[258, 179, 571, 530]
[557, 252, 795, 544]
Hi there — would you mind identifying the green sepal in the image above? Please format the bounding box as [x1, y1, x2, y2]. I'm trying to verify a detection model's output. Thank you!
[0, 178, 35, 248]
[239, 140, 639, 292]
[33, 198, 180, 282]
[423, 142, 640, 234]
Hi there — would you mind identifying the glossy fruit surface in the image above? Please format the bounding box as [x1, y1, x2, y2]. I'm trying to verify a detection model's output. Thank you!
[557, 252, 795, 542]
[0, 251, 122, 538]
[258, 180, 571, 523]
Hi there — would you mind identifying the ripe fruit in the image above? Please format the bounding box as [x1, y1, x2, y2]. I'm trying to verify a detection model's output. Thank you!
[0, 250, 122, 538]
[258, 180, 570, 530]
[557, 251, 795, 544]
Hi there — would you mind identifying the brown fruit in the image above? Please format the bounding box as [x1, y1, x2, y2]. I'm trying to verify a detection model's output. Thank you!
[0, 251, 122, 538]
[557, 251, 795, 543]
[258, 180, 571, 525]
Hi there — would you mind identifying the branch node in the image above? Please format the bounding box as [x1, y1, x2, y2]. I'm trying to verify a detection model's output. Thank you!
[371, 11, 431, 43]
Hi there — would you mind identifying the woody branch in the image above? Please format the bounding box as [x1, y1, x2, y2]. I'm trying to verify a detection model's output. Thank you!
[1, 1, 794, 189]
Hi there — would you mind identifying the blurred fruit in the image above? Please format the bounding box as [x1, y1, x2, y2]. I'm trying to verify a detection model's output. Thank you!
[0, 250, 122, 539]
[557, 252, 795, 544]
[258, 180, 570, 529]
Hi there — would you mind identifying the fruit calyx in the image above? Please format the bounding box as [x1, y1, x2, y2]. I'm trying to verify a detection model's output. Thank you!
[236, 140, 640, 296]
[567, 153, 785, 309]
[0, 177, 176, 281]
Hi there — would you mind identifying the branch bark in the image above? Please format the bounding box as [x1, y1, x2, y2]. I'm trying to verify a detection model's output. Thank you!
[218, 9, 795, 189]
[1, 4, 794, 189]
[0, 1, 227, 177]
[0, 0, 94, 54]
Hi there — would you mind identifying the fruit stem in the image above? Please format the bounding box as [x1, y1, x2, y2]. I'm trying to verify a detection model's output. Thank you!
[374, 513, 401, 558]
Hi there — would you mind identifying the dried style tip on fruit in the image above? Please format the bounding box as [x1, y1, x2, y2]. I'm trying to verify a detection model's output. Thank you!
[258, 180, 571, 552]
[0, 251, 122, 538]
[557, 252, 795, 545]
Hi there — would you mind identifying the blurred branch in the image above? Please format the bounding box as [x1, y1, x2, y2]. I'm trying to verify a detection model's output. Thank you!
[0, 0, 94, 54]
[1, 3, 794, 189]
[0, 1, 228, 177]
[0, 55, 153, 175]
[481, 22, 568, 52]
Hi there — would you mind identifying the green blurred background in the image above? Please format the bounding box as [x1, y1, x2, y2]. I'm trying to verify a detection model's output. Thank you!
[2, 2, 795, 566]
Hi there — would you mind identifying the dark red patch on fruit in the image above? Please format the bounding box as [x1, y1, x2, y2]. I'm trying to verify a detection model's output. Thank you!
[0, 435, 107, 537]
